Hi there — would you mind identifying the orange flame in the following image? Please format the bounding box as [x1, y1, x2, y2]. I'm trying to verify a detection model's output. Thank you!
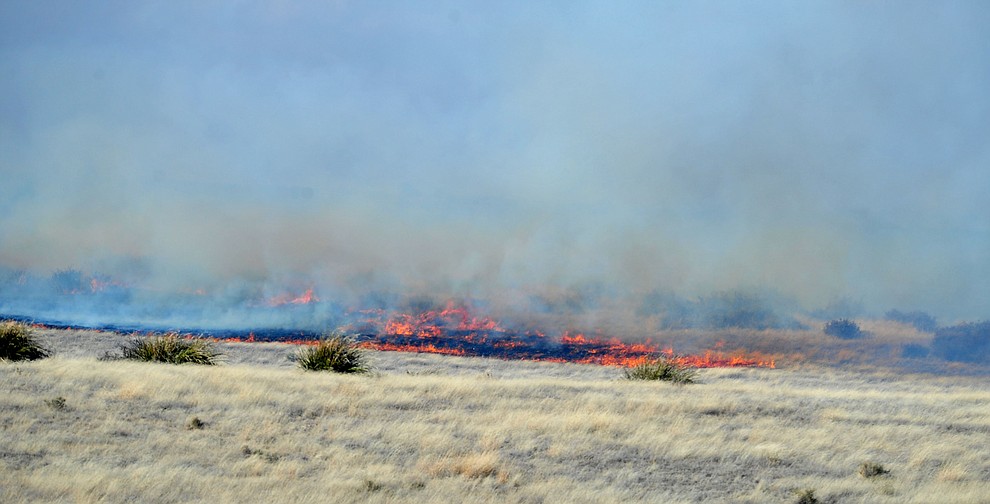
[267, 288, 318, 307]
[266, 299, 778, 369]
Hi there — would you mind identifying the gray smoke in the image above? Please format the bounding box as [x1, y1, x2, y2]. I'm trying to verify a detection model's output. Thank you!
[2, 1, 988, 326]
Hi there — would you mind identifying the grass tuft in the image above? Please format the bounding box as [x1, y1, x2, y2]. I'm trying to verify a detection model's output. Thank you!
[45, 396, 67, 411]
[295, 332, 369, 374]
[185, 416, 205, 430]
[858, 461, 890, 478]
[624, 355, 697, 383]
[0, 321, 51, 361]
[112, 333, 222, 365]
[794, 488, 819, 504]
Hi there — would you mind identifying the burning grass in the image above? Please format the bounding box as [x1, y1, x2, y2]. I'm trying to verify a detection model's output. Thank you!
[0, 320, 50, 361]
[108, 333, 223, 365]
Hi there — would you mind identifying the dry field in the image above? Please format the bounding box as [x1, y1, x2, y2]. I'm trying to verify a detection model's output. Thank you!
[2, 328, 989, 503]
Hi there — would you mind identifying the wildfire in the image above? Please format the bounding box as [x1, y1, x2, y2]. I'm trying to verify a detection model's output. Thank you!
[313, 302, 776, 368]
[352, 314, 775, 369]
[25, 284, 775, 369]
[372, 302, 505, 337]
[267, 288, 319, 307]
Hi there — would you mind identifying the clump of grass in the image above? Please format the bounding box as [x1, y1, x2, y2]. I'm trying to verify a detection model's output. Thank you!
[241, 445, 279, 463]
[295, 332, 369, 374]
[794, 488, 819, 504]
[185, 416, 205, 430]
[624, 355, 697, 384]
[113, 333, 222, 365]
[859, 461, 890, 478]
[0, 321, 51, 362]
[45, 396, 67, 411]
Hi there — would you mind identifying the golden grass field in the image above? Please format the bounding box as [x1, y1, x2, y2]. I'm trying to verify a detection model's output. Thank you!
[2, 327, 989, 503]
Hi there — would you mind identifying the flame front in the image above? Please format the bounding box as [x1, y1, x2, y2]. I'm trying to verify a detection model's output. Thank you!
[344, 305, 774, 368]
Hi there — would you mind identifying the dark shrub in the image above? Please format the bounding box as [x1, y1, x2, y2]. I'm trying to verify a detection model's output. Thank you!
[931, 321, 990, 363]
[823, 319, 863, 339]
[0, 321, 50, 361]
[885, 309, 937, 332]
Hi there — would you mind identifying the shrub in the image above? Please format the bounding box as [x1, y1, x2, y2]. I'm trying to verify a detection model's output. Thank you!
[823, 319, 863, 339]
[931, 321, 990, 363]
[885, 309, 937, 332]
[113, 333, 222, 365]
[295, 332, 369, 374]
[858, 461, 890, 478]
[624, 356, 697, 384]
[0, 321, 51, 361]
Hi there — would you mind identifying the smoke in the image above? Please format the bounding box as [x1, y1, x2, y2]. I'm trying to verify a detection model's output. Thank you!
[2, 1, 989, 326]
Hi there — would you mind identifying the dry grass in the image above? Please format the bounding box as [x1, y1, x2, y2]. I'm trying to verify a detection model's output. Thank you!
[1, 328, 989, 503]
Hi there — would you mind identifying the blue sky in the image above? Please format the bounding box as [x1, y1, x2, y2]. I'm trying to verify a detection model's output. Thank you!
[1, 1, 988, 320]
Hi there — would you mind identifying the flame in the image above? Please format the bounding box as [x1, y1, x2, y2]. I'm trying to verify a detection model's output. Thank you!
[267, 288, 318, 307]
[46, 295, 774, 369]
[362, 341, 468, 356]
[374, 302, 504, 337]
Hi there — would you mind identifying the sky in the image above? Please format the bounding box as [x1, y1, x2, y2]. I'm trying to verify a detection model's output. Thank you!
[1, 1, 988, 322]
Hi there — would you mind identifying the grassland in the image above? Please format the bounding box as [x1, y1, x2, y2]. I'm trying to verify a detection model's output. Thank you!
[1, 327, 989, 503]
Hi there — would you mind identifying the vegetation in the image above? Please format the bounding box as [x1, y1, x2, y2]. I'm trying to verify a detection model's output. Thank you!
[885, 309, 937, 332]
[111, 333, 222, 365]
[859, 461, 890, 478]
[823, 318, 864, 339]
[185, 416, 205, 430]
[794, 488, 819, 504]
[295, 332, 369, 373]
[624, 355, 697, 383]
[0, 321, 51, 361]
[44, 396, 67, 411]
[932, 321, 990, 363]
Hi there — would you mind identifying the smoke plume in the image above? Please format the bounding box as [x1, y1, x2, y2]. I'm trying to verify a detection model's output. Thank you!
[2, 2, 988, 328]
